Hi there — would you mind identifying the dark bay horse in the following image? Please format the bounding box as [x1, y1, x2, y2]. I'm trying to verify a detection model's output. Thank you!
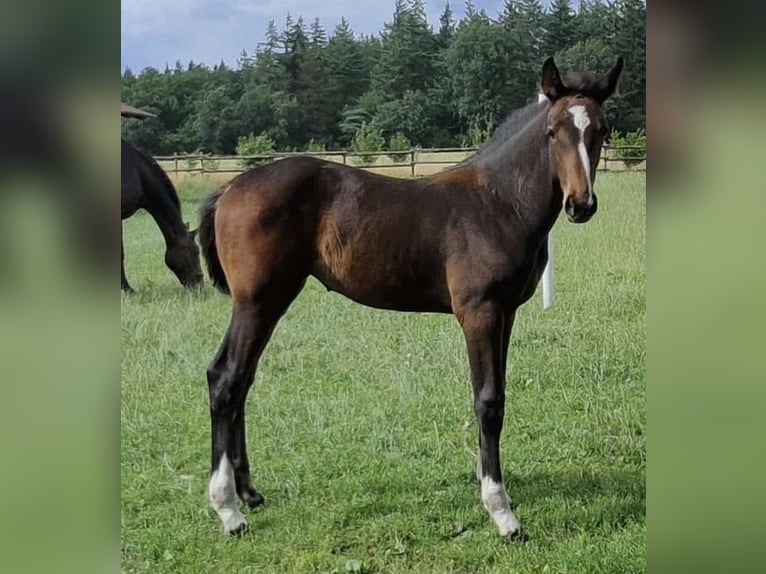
[198, 57, 623, 536]
[121, 139, 202, 291]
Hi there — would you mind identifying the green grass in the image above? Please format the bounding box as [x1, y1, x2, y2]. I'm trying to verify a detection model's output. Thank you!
[121, 173, 645, 573]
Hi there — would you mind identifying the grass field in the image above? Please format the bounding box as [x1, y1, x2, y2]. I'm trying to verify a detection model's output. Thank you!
[121, 173, 645, 573]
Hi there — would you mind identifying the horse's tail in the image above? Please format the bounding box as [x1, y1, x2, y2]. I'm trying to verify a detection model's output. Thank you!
[199, 187, 230, 294]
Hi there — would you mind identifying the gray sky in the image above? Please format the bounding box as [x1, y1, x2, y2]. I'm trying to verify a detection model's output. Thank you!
[121, 1, 561, 72]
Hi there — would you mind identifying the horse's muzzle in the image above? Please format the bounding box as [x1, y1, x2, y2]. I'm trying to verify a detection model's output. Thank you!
[565, 194, 598, 223]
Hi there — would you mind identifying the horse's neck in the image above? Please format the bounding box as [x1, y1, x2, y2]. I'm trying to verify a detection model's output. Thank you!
[479, 122, 562, 244]
[143, 177, 190, 248]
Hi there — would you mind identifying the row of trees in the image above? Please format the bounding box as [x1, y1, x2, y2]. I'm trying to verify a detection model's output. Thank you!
[121, 0, 646, 155]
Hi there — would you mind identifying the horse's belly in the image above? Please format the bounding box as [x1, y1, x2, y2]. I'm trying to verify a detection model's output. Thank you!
[311, 260, 451, 313]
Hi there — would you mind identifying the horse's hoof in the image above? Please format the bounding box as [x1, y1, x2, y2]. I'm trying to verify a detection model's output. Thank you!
[224, 516, 249, 536]
[242, 490, 265, 510]
[495, 513, 522, 539]
[501, 525, 527, 542]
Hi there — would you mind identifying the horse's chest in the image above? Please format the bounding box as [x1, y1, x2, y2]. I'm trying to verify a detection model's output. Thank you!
[479, 233, 548, 306]
[513, 241, 549, 305]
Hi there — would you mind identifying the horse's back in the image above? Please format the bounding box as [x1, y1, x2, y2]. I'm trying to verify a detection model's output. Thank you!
[219, 155, 428, 223]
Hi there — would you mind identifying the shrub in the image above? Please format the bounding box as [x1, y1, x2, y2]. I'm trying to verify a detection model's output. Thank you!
[183, 150, 218, 173]
[461, 115, 495, 148]
[236, 132, 276, 168]
[387, 132, 411, 163]
[201, 155, 219, 171]
[305, 138, 327, 153]
[184, 153, 200, 170]
[607, 128, 646, 167]
[351, 122, 385, 165]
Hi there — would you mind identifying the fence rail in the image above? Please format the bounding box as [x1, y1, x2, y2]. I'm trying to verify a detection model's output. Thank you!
[154, 145, 645, 182]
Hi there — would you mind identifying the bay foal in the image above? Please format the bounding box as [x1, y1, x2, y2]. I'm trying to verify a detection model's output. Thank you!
[199, 57, 623, 536]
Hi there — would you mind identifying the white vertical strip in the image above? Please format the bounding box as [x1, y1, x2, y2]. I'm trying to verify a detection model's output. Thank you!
[542, 232, 555, 309]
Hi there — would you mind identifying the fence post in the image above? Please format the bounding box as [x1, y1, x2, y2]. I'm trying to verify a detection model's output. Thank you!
[173, 153, 178, 180]
[542, 232, 555, 309]
[410, 149, 416, 177]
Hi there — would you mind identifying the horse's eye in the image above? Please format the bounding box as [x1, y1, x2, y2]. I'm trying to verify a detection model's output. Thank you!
[547, 126, 556, 139]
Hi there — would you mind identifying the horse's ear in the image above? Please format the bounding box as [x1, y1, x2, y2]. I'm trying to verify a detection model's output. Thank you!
[540, 57, 565, 102]
[603, 57, 624, 101]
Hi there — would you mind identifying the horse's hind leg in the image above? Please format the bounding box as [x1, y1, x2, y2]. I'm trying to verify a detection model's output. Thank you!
[206, 280, 305, 534]
[232, 401, 263, 509]
[206, 314, 251, 535]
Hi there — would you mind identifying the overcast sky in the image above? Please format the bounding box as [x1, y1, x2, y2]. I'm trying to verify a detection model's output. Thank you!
[121, 1, 562, 72]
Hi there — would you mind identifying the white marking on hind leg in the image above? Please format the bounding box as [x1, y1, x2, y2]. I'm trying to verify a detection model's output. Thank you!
[208, 454, 248, 534]
[481, 476, 521, 536]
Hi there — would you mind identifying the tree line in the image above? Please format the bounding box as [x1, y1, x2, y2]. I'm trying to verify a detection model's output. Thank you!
[121, 0, 645, 156]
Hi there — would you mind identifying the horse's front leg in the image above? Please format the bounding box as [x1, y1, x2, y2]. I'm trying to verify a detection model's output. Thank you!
[121, 229, 133, 292]
[459, 301, 521, 537]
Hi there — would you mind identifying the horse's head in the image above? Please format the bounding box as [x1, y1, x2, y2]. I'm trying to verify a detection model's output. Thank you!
[540, 57, 623, 223]
[166, 223, 203, 289]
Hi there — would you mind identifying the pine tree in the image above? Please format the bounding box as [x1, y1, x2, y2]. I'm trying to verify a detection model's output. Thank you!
[309, 18, 327, 48]
[604, 0, 646, 132]
[444, 10, 509, 132]
[437, 3, 455, 48]
[296, 19, 336, 146]
[369, 0, 439, 101]
[574, 0, 610, 44]
[325, 19, 373, 146]
[500, 0, 546, 109]
[265, 20, 280, 52]
[543, 0, 576, 57]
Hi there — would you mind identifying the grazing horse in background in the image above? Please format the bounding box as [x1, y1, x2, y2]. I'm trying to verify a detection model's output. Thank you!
[198, 57, 623, 537]
[121, 139, 203, 291]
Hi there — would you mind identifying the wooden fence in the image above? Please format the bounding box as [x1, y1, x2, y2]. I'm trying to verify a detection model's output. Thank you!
[155, 145, 646, 183]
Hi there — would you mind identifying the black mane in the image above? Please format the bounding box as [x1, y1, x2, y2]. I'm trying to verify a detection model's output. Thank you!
[460, 100, 548, 166]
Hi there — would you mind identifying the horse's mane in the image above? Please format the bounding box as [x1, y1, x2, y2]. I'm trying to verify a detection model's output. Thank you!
[458, 60, 621, 167]
[460, 100, 547, 166]
[127, 141, 182, 211]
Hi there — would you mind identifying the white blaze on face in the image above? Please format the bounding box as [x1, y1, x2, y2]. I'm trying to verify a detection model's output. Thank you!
[568, 104, 594, 206]
[208, 453, 247, 534]
[480, 476, 521, 536]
